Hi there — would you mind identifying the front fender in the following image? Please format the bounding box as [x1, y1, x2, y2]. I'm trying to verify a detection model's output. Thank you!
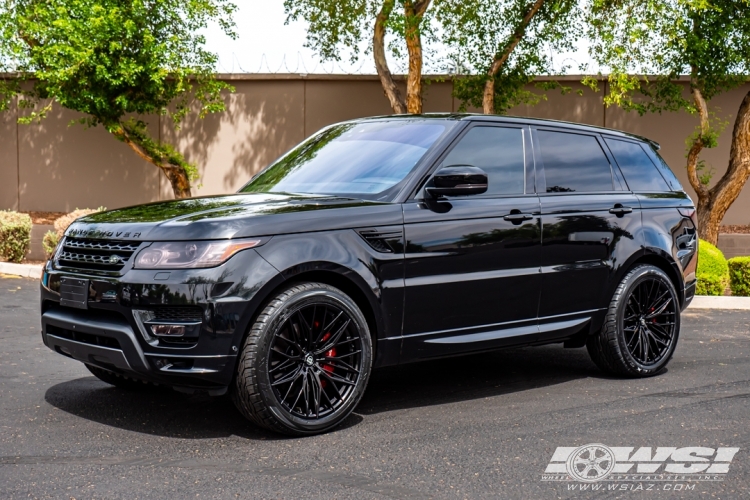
[255, 230, 405, 364]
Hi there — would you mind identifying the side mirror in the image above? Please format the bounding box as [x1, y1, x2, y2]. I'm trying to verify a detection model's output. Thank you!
[425, 165, 488, 198]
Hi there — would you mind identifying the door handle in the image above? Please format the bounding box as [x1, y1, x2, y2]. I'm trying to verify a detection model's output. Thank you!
[503, 213, 534, 223]
[609, 204, 633, 217]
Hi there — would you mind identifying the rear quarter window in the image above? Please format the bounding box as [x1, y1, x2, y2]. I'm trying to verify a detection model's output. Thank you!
[604, 138, 671, 192]
[645, 145, 684, 192]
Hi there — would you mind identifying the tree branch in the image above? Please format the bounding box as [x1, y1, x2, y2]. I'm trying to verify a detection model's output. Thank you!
[686, 86, 710, 199]
[700, 89, 750, 243]
[373, 0, 407, 114]
[110, 121, 193, 198]
[482, 0, 546, 114]
[403, 0, 431, 114]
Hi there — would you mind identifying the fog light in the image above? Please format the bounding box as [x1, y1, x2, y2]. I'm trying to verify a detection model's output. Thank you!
[150, 324, 186, 336]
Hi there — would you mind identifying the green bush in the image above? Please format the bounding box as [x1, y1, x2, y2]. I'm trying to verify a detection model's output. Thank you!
[42, 230, 59, 259]
[0, 211, 32, 263]
[696, 239, 729, 296]
[728, 256, 750, 296]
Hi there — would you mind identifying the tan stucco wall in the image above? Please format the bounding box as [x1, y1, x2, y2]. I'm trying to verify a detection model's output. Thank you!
[2, 75, 749, 225]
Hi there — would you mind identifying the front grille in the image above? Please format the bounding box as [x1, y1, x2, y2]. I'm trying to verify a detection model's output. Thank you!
[149, 306, 204, 323]
[46, 324, 122, 349]
[57, 237, 141, 272]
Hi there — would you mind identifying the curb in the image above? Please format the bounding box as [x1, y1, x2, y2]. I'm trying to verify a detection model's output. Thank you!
[688, 295, 750, 311]
[0, 262, 43, 280]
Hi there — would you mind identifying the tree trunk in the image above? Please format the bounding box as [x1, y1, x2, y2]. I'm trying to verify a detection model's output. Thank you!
[110, 122, 193, 199]
[694, 89, 750, 245]
[482, 0, 546, 114]
[403, 1, 432, 114]
[373, 0, 407, 114]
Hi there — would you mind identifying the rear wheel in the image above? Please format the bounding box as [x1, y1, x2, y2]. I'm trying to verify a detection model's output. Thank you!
[232, 282, 373, 436]
[85, 364, 156, 390]
[587, 265, 680, 377]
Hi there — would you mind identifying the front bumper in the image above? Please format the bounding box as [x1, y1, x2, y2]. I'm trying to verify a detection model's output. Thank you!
[40, 249, 280, 390]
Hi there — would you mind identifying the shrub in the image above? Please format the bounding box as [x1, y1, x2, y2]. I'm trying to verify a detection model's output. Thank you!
[42, 230, 59, 259]
[696, 239, 729, 296]
[728, 256, 750, 296]
[0, 211, 32, 263]
[53, 207, 105, 239]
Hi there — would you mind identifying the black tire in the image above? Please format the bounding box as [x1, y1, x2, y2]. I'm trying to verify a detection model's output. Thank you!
[587, 265, 681, 377]
[85, 364, 157, 390]
[232, 282, 373, 436]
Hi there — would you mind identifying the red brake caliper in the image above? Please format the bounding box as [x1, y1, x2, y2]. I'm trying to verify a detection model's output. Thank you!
[318, 331, 337, 388]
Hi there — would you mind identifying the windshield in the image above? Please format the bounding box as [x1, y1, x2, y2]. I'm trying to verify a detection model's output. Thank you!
[240, 120, 452, 200]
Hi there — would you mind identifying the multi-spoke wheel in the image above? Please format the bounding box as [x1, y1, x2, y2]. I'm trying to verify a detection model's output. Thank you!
[587, 265, 680, 377]
[232, 282, 373, 435]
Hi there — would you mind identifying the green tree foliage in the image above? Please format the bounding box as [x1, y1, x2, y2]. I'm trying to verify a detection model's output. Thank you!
[435, 0, 579, 114]
[586, 0, 750, 244]
[0, 0, 237, 198]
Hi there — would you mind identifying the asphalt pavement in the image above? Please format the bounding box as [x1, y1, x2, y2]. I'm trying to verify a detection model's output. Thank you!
[1, 275, 749, 499]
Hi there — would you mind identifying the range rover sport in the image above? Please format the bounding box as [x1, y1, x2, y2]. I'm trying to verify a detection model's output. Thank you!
[40, 115, 698, 435]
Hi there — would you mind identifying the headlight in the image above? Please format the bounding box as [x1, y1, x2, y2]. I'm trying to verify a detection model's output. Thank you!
[133, 239, 263, 269]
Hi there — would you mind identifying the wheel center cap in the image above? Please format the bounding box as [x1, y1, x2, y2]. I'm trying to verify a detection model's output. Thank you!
[304, 354, 314, 366]
[640, 317, 647, 326]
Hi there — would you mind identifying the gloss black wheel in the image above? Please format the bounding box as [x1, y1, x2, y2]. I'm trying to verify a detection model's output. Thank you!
[622, 275, 677, 366]
[587, 265, 680, 377]
[232, 282, 372, 435]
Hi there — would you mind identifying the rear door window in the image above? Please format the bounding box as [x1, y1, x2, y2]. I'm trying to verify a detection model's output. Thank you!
[441, 126, 525, 195]
[536, 130, 613, 193]
[604, 138, 671, 192]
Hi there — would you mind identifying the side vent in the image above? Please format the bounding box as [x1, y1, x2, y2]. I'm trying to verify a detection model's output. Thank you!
[357, 227, 403, 253]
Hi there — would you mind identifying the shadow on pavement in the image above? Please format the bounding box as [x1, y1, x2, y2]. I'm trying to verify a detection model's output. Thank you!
[44, 344, 602, 438]
[357, 344, 602, 414]
[44, 377, 285, 440]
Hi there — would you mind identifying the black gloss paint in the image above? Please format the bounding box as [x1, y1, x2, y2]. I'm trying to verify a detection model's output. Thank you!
[40, 115, 698, 391]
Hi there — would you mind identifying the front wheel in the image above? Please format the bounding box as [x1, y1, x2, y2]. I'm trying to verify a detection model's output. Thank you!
[232, 282, 373, 436]
[587, 265, 680, 377]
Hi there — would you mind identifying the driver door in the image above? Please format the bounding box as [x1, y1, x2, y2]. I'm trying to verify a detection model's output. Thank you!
[400, 124, 542, 360]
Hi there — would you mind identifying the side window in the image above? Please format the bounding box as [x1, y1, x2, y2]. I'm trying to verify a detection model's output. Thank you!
[537, 130, 613, 193]
[646, 146, 683, 192]
[441, 126, 524, 195]
[605, 138, 671, 192]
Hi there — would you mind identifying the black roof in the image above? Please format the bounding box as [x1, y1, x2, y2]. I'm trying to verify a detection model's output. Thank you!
[354, 113, 660, 150]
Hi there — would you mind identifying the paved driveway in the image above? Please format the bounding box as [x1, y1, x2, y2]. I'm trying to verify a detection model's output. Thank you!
[1, 276, 748, 499]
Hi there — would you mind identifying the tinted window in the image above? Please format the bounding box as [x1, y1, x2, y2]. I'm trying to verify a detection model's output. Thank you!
[441, 126, 525, 195]
[646, 146, 682, 192]
[605, 138, 670, 192]
[241, 120, 450, 200]
[537, 131, 613, 193]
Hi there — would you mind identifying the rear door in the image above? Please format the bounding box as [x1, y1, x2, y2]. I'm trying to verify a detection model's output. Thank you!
[401, 124, 542, 360]
[604, 137, 697, 290]
[532, 128, 641, 334]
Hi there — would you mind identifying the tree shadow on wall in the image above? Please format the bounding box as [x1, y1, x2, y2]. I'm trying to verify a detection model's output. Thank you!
[223, 91, 300, 191]
[163, 84, 300, 194]
[17, 100, 162, 211]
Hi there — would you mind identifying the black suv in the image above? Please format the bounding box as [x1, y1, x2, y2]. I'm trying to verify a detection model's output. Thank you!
[40, 115, 698, 435]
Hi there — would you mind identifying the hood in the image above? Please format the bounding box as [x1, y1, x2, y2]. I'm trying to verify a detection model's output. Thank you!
[65, 193, 402, 241]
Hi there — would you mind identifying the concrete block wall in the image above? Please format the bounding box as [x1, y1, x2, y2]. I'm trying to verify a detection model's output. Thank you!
[717, 235, 750, 260]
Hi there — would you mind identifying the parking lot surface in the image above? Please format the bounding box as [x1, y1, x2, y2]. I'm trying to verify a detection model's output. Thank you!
[1, 275, 748, 499]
